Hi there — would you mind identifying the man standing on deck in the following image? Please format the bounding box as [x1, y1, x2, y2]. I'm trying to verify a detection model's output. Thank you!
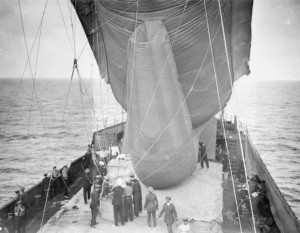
[157, 196, 178, 233]
[51, 166, 60, 197]
[110, 143, 120, 160]
[111, 178, 125, 227]
[94, 175, 103, 188]
[130, 173, 142, 217]
[90, 185, 100, 227]
[144, 186, 159, 229]
[123, 181, 133, 222]
[221, 153, 229, 189]
[61, 166, 70, 198]
[85, 144, 93, 166]
[199, 142, 209, 169]
[15, 190, 21, 202]
[83, 168, 92, 204]
[19, 187, 31, 221]
[14, 200, 26, 233]
[41, 173, 51, 201]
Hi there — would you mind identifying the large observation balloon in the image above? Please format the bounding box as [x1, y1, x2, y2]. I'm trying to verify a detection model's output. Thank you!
[71, 0, 253, 188]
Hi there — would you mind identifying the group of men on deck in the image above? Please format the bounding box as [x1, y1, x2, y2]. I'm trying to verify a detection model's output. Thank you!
[40, 165, 71, 201]
[81, 140, 206, 232]
[88, 171, 143, 228]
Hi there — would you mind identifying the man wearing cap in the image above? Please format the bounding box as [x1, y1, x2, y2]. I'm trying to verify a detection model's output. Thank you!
[144, 186, 158, 229]
[130, 174, 142, 217]
[102, 177, 110, 197]
[90, 185, 100, 227]
[41, 173, 51, 201]
[95, 184, 102, 216]
[199, 141, 209, 169]
[83, 168, 92, 204]
[221, 153, 229, 189]
[93, 176, 102, 215]
[14, 200, 26, 233]
[94, 175, 103, 187]
[82, 144, 93, 170]
[51, 166, 60, 197]
[15, 190, 21, 203]
[61, 166, 70, 198]
[20, 186, 31, 221]
[177, 218, 191, 233]
[123, 181, 133, 222]
[157, 196, 178, 233]
[111, 179, 125, 227]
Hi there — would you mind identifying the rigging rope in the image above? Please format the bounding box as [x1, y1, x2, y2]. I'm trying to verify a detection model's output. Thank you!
[216, 1, 257, 231]
[97, 8, 108, 149]
[123, 0, 139, 158]
[67, 0, 77, 57]
[203, 0, 243, 232]
[17, 0, 58, 167]
[56, 0, 75, 56]
[54, 59, 76, 149]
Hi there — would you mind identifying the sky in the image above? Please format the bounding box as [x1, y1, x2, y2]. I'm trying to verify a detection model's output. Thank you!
[0, 0, 300, 81]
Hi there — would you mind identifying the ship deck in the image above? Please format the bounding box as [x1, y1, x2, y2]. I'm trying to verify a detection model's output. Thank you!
[38, 158, 225, 233]
[36, 155, 257, 233]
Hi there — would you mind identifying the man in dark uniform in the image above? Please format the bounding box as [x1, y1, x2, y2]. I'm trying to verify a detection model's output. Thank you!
[130, 174, 142, 217]
[41, 173, 51, 201]
[15, 190, 21, 202]
[111, 179, 125, 227]
[20, 187, 31, 221]
[83, 169, 92, 204]
[82, 144, 93, 171]
[14, 200, 26, 233]
[90, 185, 100, 227]
[157, 196, 178, 233]
[123, 181, 133, 222]
[51, 166, 60, 197]
[102, 177, 111, 197]
[221, 153, 229, 189]
[94, 175, 103, 188]
[199, 142, 209, 169]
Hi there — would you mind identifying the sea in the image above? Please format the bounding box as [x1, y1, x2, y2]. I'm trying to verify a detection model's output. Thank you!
[0, 78, 299, 219]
